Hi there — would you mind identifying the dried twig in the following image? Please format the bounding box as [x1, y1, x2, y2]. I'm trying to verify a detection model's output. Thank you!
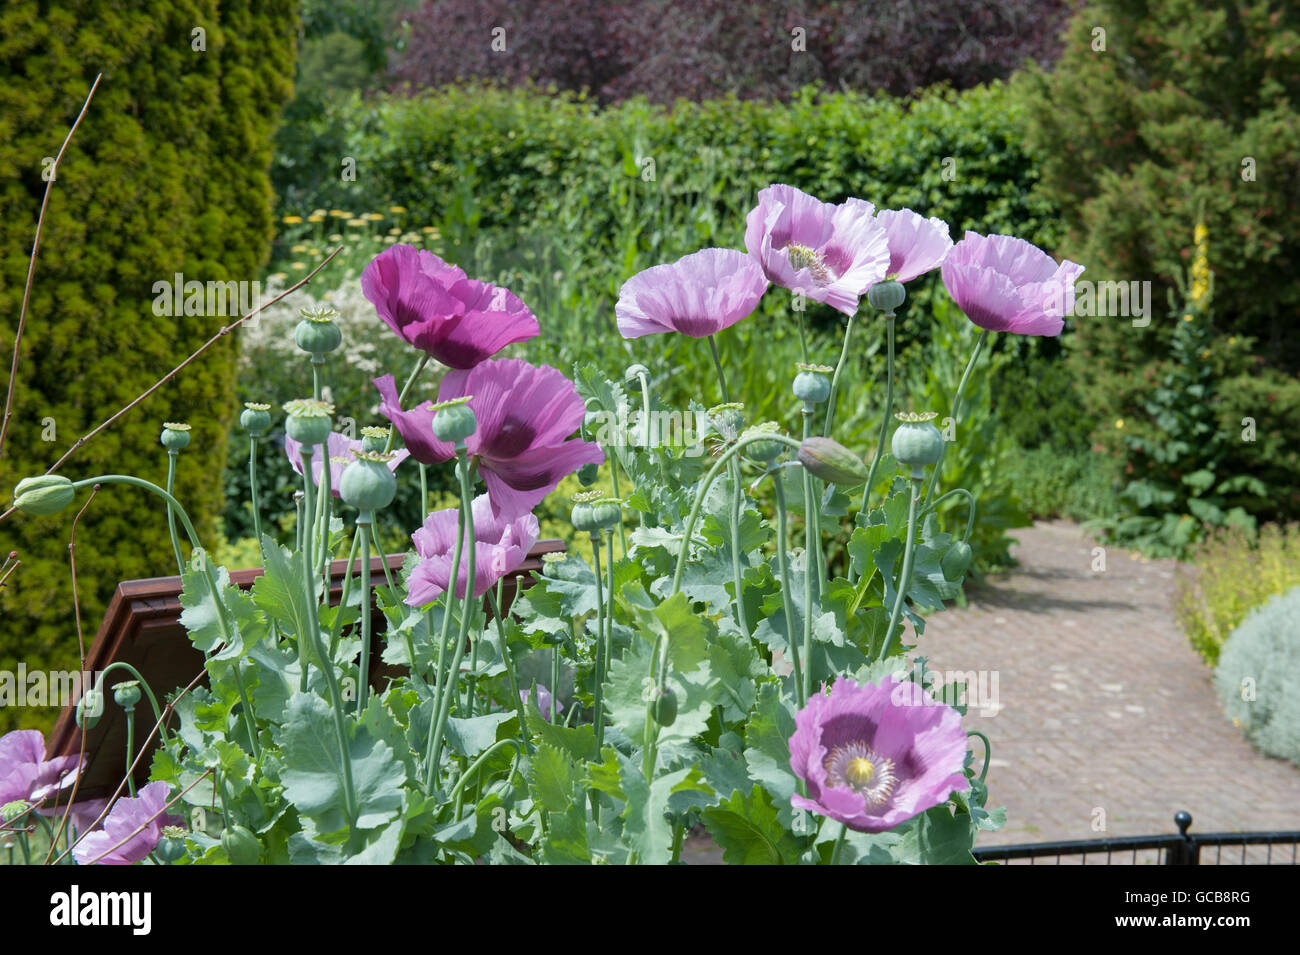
[0, 73, 102, 464]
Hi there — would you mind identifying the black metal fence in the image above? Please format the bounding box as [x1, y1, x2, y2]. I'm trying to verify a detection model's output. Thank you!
[973, 812, 1300, 865]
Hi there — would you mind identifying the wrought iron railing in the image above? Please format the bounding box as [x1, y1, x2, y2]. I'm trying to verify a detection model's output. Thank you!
[973, 811, 1300, 865]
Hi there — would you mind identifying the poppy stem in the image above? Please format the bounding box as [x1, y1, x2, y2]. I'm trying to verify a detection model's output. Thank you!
[922, 329, 988, 507]
[857, 313, 897, 554]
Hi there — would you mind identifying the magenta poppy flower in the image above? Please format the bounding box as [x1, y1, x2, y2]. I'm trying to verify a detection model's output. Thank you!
[0, 730, 80, 806]
[284, 431, 409, 498]
[72, 781, 182, 865]
[788, 676, 968, 833]
[361, 244, 541, 369]
[615, 248, 769, 339]
[941, 231, 1085, 336]
[406, 493, 540, 604]
[374, 358, 604, 521]
[874, 209, 953, 283]
[744, 184, 890, 316]
[520, 684, 563, 721]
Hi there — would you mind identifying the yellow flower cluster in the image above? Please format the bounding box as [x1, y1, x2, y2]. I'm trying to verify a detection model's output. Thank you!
[1190, 219, 1211, 309]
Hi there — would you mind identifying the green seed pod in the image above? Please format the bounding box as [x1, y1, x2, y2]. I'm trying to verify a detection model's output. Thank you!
[431, 397, 477, 444]
[359, 426, 390, 452]
[742, 422, 786, 463]
[867, 280, 906, 313]
[160, 422, 192, 450]
[156, 826, 188, 864]
[891, 412, 944, 476]
[112, 680, 142, 709]
[221, 825, 262, 865]
[294, 307, 343, 357]
[339, 451, 398, 511]
[576, 462, 600, 487]
[653, 687, 678, 727]
[76, 689, 103, 729]
[570, 490, 603, 534]
[283, 398, 333, 446]
[239, 402, 272, 435]
[797, 437, 869, 486]
[13, 475, 76, 516]
[590, 498, 622, 532]
[792, 364, 833, 406]
[709, 403, 746, 442]
[941, 540, 974, 581]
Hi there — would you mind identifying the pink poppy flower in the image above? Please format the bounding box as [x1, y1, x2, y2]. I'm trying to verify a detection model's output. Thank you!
[374, 358, 603, 521]
[744, 184, 890, 315]
[361, 244, 540, 369]
[520, 684, 563, 721]
[789, 676, 968, 833]
[615, 248, 769, 339]
[72, 781, 182, 865]
[941, 231, 1085, 336]
[284, 431, 409, 497]
[406, 493, 540, 604]
[873, 209, 953, 283]
[0, 730, 80, 806]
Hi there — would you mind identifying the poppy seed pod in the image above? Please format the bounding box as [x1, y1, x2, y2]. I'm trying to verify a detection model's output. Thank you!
[709, 402, 746, 442]
[283, 398, 333, 446]
[360, 426, 390, 453]
[793, 363, 833, 407]
[797, 437, 869, 486]
[431, 396, 477, 444]
[339, 450, 398, 511]
[590, 497, 622, 532]
[867, 279, 906, 313]
[294, 307, 343, 357]
[160, 422, 192, 451]
[155, 827, 188, 864]
[112, 680, 142, 709]
[12, 475, 75, 516]
[742, 422, 786, 463]
[891, 412, 945, 477]
[239, 402, 272, 435]
[570, 490, 604, 534]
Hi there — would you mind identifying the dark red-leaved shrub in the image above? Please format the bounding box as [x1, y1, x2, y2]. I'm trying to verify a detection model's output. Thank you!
[391, 0, 1078, 103]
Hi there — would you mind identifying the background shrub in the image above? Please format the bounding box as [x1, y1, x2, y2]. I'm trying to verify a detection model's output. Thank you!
[1214, 585, 1300, 767]
[0, 0, 297, 733]
[1176, 523, 1300, 666]
[392, 0, 1075, 104]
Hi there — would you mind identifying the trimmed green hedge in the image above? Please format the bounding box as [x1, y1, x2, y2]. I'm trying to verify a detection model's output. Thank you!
[0, 0, 297, 732]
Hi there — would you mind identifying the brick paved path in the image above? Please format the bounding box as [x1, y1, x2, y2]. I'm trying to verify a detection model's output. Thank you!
[921, 519, 1300, 847]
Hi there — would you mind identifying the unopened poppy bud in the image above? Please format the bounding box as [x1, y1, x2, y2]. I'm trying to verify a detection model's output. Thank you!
[576, 462, 600, 487]
[76, 689, 104, 729]
[13, 475, 75, 516]
[797, 437, 869, 486]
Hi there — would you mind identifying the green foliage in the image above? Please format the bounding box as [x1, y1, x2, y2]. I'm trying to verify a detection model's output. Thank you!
[1005, 447, 1122, 522]
[1175, 523, 1300, 666]
[0, 0, 298, 733]
[1214, 586, 1300, 768]
[1019, 1, 1300, 532]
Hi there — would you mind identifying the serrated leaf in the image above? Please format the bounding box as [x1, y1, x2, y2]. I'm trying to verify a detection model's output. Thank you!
[701, 786, 807, 865]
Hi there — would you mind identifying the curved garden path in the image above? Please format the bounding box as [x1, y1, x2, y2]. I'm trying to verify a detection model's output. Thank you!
[921, 519, 1300, 847]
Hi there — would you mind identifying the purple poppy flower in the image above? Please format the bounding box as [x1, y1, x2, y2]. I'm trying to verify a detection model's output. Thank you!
[284, 431, 409, 498]
[788, 676, 968, 833]
[72, 781, 182, 865]
[941, 231, 1085, 337]
[39, 797, 110, 836]
[520, 684, 563, 721]
[744, 184, 890, 316]
[406, 493, 540, 604]
[362, 244, 540, 369]
[874, 209, 953, 283]
[615, 248, 769, 339]
[374, 358, 604, 521]
[0, 730, 80, 806]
